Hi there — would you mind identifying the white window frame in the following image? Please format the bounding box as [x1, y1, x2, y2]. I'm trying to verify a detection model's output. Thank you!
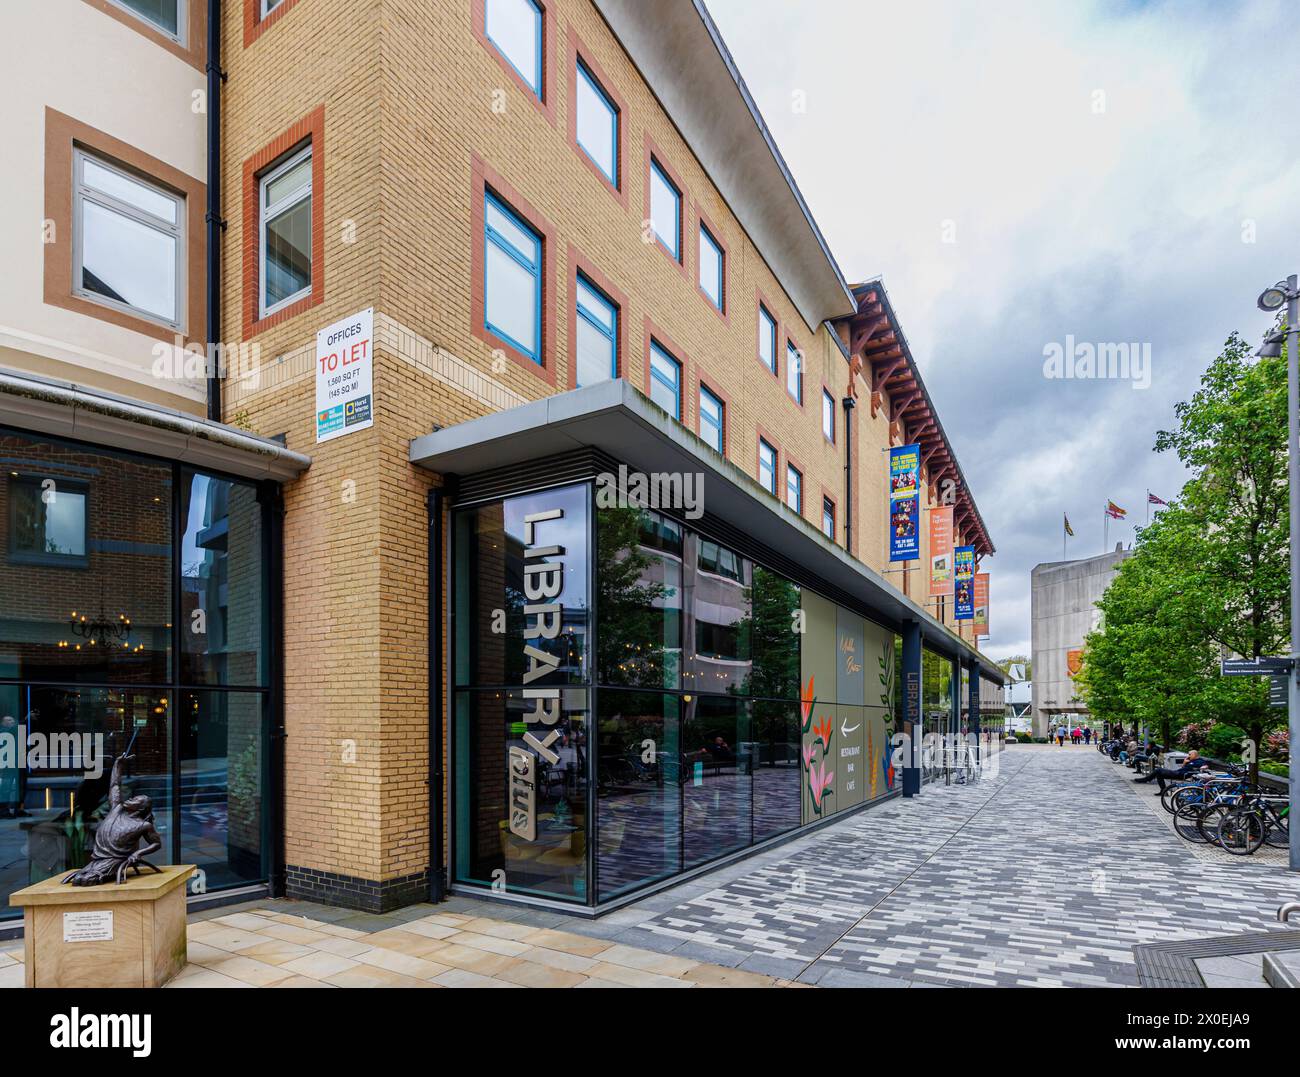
[758, 439, 777, 495]
[107, 0, 185, 44]
[822, 389, 836, 442]
[786, 463, 802, 513]
[72, 148, 186, 332]
[261, 0, 284, 17]
[258, 144, 313, 319]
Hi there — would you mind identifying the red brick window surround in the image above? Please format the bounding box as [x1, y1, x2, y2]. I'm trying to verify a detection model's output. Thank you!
[472, 0, 557, 126]
[471, 153, 557, 386]
[567, 27, 627, 207]
[243, 0, 302, 46]
[696, 373, 730, 459]
[756, 427, 780, 498]
[756, 291, 781, 380]
[643, 134, 689, 279]
[241, 106, 325, 339]
[567, 245, 627, 390]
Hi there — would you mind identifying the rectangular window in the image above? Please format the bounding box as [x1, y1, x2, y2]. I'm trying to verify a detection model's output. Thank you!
[484, 191, 542, 364]
[484, 0, 543, 99]
[822, 497, 835, 539]
[575, 60, 618, 186]
[8, 476, 88, 567]
[786, 464, 802, 513]
[574, 273, 616, 386]
[648, 341, 681, 418]
[758, 438, 777, 494]
[758, 305, 776, 374]
[110, 0, 182, 39]
[74, 149, 184, 329]
[649, 159, 681, 261]
[698, 224, 723, 311]
[786, 340, 803, 403]
[259, 145, 312, 318]
[262, 0, 283, 14]
[699, 385, 724, 453]
[822, 389, 836, 441]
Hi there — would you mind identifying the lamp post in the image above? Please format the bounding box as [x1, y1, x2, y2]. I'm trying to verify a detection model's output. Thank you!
[1257, 275, 1300, 873]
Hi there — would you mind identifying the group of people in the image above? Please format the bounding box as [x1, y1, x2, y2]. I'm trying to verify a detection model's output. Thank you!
[1049, 723, 1094, 746]
[1101, 728, 1211, 793]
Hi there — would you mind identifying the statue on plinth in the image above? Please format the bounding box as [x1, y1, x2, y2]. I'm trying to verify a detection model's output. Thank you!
[62, 754, 163, 886]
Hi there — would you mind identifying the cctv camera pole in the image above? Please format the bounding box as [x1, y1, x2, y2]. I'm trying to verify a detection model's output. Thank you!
[1286, 274, 1299, 872]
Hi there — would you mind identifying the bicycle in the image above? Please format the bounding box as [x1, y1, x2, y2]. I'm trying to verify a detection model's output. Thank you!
[1214, 793, 1290, 856]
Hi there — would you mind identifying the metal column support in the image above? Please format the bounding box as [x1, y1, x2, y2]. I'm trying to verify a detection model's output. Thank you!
[968, 663, 981, 762]
[901, 621, 922, 797]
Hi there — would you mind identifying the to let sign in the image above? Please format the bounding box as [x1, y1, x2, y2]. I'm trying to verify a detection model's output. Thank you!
[315, 308, 374, 443]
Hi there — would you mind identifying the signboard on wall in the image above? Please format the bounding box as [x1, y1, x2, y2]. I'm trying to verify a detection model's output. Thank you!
[315, 307, 374, 442]
[888, 444, 920, 562]
[954, 546, 975, 620]
[928, 505, 953, 596]
[1066, 648, 1084, 678]
[800, 591, 838, 824]
[973, 572, 990, 636]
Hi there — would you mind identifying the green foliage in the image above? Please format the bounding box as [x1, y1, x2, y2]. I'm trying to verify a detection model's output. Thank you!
[1078, 333, 1289, 780]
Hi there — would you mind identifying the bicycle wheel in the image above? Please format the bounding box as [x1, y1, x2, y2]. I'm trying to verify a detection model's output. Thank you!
[1175, 808, 1210, 843]
[1264, 808, 1289, 849]
[1165, 786, 1198, 815]
[1215, 810, 1264, 855]
[1196, 804, 1233, 843]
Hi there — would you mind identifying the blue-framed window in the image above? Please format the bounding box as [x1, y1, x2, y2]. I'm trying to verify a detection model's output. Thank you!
[758, 438, 777, 494]
[786, 464, 802, 513]
[649, 160, 681, 261]
[786, 340, 803, 403]
[649, 340, 681, 418]
[758, 304, 776, 374]
[822, 497, 835, 538]
[574, 273, 617, 387]
[484, 0, 543, 99]
[822, 388, 836, 442]
[699, 385, 724, 453]
[484, 191, 542, 364]
[575, 60, 618, 186]
[699, 224, 723, 311]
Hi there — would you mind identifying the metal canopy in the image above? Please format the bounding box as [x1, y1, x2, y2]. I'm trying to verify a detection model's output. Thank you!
[410, 379, 1002, 685]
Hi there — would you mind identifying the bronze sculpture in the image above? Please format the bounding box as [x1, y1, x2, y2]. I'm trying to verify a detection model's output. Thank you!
[62, 753, 163, 886]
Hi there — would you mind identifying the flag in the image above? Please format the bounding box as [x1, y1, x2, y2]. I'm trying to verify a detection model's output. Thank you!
[1063, 514, 1074, 536]
[1105, 500, 1126, 519]
[1148, 492, 1168, 506]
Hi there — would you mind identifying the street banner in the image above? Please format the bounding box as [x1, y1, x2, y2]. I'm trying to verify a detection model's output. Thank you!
[954, 545, 975, 620]
[973, 572, 989, 635]
[928, 505, 953, 596]
[889, 444, 920, 562]
[315, 307, 374, 443]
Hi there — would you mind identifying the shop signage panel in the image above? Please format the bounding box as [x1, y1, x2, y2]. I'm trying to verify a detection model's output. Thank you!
[836, 704, 866, 810]
[315, 307, 374, 442]
[888, 444, 920, 562]
[836, 607, 865, 706]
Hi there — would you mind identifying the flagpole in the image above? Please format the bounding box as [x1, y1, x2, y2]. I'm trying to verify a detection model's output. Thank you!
[1146, 489, 1150, 526]
[1103, 505, 1108, 553]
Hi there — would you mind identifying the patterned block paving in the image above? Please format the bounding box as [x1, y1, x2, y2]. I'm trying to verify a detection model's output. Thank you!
[622, 746, 1300, 986]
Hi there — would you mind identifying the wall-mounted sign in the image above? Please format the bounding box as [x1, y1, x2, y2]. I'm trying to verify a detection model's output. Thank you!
[315, 307, 374, 443]
[973, 572, 990, 636]
[63, 910, 113, 943]
[953, 546, 975, 620]
[1066, 648, 1084, 678]
[889, 444, 920, 562]
[928, 505, 953, 596]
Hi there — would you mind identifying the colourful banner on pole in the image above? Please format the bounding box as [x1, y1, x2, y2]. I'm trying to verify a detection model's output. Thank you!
[973, 572, 989, 635]
[954, 546, 975, 620]
[888, 444, 920, 562]
[928, 505, 953, 596]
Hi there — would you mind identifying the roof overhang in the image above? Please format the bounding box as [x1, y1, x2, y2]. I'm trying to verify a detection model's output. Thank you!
[410, 379, 1002, 685]
[0, 367, 311, 482]
[592, 0, 856, 330]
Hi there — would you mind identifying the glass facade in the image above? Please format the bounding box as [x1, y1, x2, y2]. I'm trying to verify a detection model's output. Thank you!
[921, 646, 955, 783]
[0, 428, 273, 919]
[451, 479, 919, 907]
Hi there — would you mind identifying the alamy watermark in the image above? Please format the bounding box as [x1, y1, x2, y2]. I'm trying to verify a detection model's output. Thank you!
[595, 464, 703, 520]
[1042, 336, 1151, 390]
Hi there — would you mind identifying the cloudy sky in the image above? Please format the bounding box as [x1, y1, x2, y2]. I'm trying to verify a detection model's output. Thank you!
[708, 0, 1300, 657]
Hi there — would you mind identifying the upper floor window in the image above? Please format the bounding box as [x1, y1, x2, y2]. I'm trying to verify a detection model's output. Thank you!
[786, 340, 803, 403]
[822, 497, 835, 539]
[8, 476, 88, 568]
[822, 388, 836, 442]
[786, 464, 803, 513]
[262, 0, 284, 14]
[699, 385, 724, 454]
[758, 304, 776, 374]
[758, 438, 777, 495]
[111, 0, 182, 40]
[575, 60, 618, 186]
[575, 273, 616, 386]
[485, 0, 543, 99]
[74, 149, 184, 330]
[484, 191, 542, 364]
[698, 224, 723, 311]
[259, 145, 313, 318]
[649, 159, 681, 261]
[648, 340, 681, 419]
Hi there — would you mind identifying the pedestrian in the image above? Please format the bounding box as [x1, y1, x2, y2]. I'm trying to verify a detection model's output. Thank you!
[1083, 727, 1092, 745]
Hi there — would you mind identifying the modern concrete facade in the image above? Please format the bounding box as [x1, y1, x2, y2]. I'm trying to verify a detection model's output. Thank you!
[1030, 547, 1132, 737]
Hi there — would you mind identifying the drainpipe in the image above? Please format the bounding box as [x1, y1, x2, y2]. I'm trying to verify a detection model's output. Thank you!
[205, 0, 225, 422]
[842, 395, 855, 551]
[427, 486, 445, 903]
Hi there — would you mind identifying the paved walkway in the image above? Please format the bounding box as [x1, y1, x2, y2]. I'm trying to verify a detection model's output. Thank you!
[2, 745, 1294, 988]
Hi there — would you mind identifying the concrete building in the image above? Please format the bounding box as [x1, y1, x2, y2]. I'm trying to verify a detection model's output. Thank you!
[1030, 547, 1131, 738]
[0, 0, 1000, 924]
